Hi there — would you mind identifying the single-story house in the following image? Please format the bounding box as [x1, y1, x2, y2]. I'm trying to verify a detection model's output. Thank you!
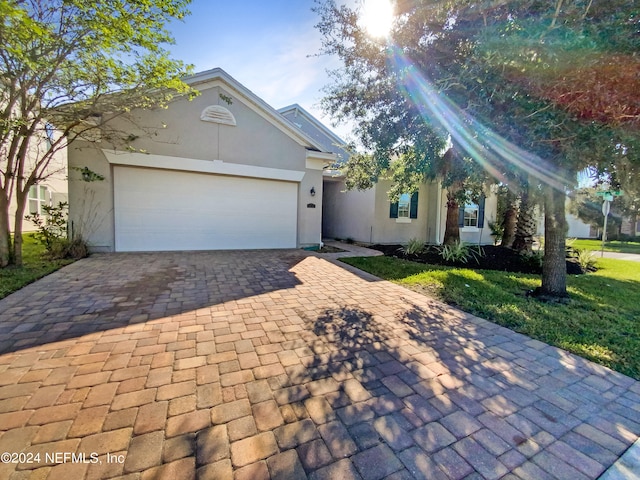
[279, 104, 498, 246]
[68, 68, 335, 252]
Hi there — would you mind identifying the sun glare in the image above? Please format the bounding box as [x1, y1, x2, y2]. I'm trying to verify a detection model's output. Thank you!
[360, 0, 394, 39]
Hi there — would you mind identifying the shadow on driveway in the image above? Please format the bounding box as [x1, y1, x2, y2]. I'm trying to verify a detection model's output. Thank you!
[0, 250, 306, 355]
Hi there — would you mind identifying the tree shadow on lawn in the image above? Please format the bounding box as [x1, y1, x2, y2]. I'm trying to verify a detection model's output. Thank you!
[429, 271, 640, 379]
[0, 250, 307, 355]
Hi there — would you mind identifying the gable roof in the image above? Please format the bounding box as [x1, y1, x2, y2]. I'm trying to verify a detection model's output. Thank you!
[278, 104, 347, 146]
[184, 68, 326, 153]
[278, 104, 350, 164]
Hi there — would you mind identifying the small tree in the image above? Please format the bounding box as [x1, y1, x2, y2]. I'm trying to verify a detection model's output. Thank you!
[0, 0, 195, 267]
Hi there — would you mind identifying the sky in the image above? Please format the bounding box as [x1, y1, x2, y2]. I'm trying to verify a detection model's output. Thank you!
[166, 0, 354, 141]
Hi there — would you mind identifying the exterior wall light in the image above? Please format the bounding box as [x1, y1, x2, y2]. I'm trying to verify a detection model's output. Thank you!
[310, 187, 316, 196]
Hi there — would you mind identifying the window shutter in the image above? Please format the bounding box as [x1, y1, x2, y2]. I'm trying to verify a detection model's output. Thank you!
[410, 192, 419, 219]
[390, 202, 399, 218]
[458, 206, 465, 227]
[478, 196, 486, 227]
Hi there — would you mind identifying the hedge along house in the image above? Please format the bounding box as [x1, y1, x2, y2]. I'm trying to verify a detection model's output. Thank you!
[67, 68, 335, 252]
[279, 105, 498, 246]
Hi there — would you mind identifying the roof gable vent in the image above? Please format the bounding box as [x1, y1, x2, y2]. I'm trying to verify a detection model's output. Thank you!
[200, 105, 236, 126]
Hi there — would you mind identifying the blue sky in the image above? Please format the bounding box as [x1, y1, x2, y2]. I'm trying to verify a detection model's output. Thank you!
[167, 0, 353, 140]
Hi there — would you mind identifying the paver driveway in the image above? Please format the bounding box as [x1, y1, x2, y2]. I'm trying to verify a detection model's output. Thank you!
[0, 250, 639, 480]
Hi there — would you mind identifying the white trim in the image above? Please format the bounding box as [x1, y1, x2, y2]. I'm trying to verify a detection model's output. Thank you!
[396, 218, 412, 224]
[306, 152, 335, 171]
[322, 169, 344, 178]
[103, 150, 305, 182]
[306, 151, 336, 162]
[183, 69, 326, 152]
[461, 227, 480, 232]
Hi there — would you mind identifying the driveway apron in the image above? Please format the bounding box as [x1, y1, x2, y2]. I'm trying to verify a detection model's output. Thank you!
[0, 250, 638, 480]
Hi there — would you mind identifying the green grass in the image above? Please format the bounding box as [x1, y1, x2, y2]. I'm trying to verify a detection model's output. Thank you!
[341, 255, 640, 379]
[0, 233, 73, 300]
[572, 238, 640, 255]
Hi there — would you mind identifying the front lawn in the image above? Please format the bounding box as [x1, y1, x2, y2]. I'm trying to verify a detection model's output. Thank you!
[341, 256, 640, 379]
[0, 233, 73, 300]
[572, 238, 640, 255]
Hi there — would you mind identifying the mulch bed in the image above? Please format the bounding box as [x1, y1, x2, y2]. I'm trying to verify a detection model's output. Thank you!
[370, 244, 584, 275]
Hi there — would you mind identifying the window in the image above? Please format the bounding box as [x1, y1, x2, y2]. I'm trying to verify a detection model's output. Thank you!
[398, 193, 411, 218]
[390, 192, 418, 220]
[458, 195, 485, 230]
[463, 203, 479, 227]
[28, 185, 50, 215]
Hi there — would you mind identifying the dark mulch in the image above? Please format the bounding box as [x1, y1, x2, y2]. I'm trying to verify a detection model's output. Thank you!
[369, 244, 584, 275]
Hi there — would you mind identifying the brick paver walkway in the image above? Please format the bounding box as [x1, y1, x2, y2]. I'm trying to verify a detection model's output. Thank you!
[0, 250, 639, 480]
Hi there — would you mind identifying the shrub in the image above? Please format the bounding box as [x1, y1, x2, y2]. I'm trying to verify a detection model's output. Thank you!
[575, 249, 598, 272]
[25, 202, 88, 260]
[438, 242, 484, 264]
[521, 251, 544, 269]
[401, 238, 425, 255]
[488, 221, 503, 245]
[25, 202, 68, 252]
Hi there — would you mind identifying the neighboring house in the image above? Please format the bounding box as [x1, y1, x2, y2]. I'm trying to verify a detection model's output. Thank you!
[68, 68, 335, 252]
[622, 218, 640, 237]
[536, 211, 598, 239]
[565, 213, 598, 238]
[9, 128, 68, 232]
[280, 105, 497, 246]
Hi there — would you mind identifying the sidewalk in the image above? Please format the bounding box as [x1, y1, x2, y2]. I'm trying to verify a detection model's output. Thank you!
[598, 251, 640, 262]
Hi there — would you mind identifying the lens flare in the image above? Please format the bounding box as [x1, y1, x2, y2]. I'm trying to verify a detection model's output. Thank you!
[388, 48, 570, 191]
[360, 0, 394, 39]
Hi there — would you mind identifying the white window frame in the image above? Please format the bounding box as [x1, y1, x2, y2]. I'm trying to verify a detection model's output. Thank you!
[396, 193, 412, 223]
[28, 185, 51, 215]
[462, 202, 479, 231]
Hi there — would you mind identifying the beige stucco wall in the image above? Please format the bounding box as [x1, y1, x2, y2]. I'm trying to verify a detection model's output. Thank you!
[370, 180, 439, 244]
[298, 167, 324, 247]
[107, 85, 305, 172]
[437, 189, 498, 245]
[321, 178, 375, 242]
[321, 178, 444, 245]
[67, 145, 114, 250]
[68, 80, 323, 251]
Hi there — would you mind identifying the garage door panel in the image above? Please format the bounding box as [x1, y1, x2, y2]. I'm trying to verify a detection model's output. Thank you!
[114, 167, 298, 251]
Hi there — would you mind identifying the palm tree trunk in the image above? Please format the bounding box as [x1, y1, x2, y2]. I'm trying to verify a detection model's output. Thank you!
[500, 191, 518, 248]
[443, 182, 463, 245]
[539, 187, 567, 298]
[512, 186, 536, 254]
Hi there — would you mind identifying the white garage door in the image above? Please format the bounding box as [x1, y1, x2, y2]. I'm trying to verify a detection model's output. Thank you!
[113, 166, 298, 251]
